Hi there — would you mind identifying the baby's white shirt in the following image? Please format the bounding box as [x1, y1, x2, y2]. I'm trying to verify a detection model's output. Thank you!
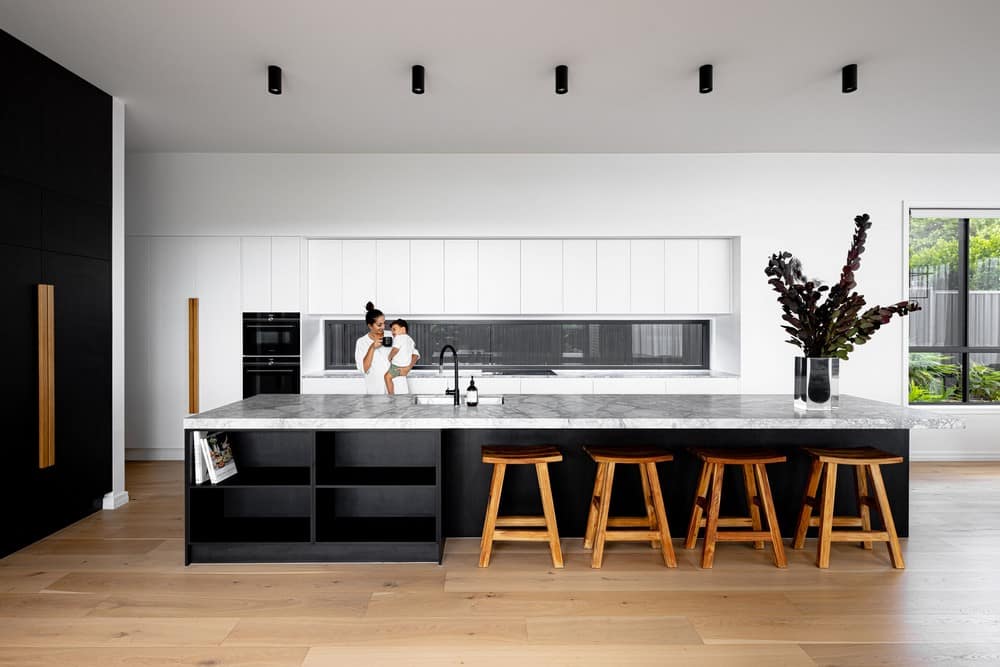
[390, 333, 415, 367]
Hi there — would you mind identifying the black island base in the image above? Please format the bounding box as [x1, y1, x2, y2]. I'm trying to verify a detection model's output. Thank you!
[184, 428, 908, 565]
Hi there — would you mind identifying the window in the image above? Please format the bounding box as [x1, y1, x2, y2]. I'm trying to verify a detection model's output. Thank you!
[908, 215, 1000, 403]
[324, 320, 710, 370]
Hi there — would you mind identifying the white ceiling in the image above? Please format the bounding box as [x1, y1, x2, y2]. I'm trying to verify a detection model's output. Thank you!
[2, 0, 999, 153]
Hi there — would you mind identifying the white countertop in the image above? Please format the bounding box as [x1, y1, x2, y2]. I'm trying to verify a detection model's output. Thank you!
[184, 393, 963, 431]
[301, 369, 739, 379]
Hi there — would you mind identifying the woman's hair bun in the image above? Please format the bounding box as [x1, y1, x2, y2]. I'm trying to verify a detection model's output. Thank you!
[363, 301, 383, 326]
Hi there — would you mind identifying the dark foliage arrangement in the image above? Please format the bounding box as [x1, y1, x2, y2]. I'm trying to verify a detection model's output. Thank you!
[765, 214, 921, 360]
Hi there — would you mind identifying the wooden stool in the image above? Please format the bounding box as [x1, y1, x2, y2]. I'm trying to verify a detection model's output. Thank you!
[684, 448, 787, 569]
[793, 447, 905, 569]
[479, 446, 564, 568]
[583, 446, 676, 569]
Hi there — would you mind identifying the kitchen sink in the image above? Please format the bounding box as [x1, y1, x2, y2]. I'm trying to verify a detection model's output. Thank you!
[479, 369, 555, 376]
[411, 395, 504, 406]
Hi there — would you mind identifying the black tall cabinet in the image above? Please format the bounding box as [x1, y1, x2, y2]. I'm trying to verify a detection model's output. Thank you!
[0, 30, 112, 558]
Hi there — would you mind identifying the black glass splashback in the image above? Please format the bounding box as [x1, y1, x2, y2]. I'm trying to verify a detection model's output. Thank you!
[325, 320, 709, 370]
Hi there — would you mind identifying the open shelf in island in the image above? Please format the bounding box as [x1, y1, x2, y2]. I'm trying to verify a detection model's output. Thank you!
[190, 516, 311, 544]
[316, 516, 437, 543]
[316, 466, 436, 487]
[193, 466, 311, 487]
[185, 429, 443, 564]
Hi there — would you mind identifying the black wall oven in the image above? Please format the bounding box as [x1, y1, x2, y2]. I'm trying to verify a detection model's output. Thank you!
[243, 312, 301, 398]
[243, 358, 301, 399]
[243, 312, 301, 356]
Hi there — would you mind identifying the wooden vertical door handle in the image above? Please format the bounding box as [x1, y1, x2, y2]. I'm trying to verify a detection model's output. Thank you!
[188, 298, 199, 414]
[38, 284, 55, 469]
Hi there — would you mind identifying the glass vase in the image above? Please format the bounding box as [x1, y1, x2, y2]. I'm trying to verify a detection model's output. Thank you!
[794, 357, 840, 410]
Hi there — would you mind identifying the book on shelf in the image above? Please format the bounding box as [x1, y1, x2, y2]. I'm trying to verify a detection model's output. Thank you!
[199, 431, 238, 484]
[193, 431, 208, 484]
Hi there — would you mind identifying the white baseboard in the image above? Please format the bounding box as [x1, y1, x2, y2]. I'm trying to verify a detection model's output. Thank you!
[126, 447, 184, 461]
[911, 451, 1000, 462]
[102, 490, 130, 510]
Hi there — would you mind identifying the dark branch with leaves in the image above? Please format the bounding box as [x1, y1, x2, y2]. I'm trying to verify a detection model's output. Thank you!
[764, 214, 921, 360]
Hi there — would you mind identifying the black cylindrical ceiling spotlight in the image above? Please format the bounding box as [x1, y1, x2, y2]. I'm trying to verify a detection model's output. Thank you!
[699, 64, 713, 94]
[842, 63, 858, 94]
[555, 64, 568, 94]
[411, 65, 425, 94]
[267, 65, 282, 95]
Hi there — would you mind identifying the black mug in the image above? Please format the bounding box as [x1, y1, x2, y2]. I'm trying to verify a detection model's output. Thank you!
[382, 336, 393, 347]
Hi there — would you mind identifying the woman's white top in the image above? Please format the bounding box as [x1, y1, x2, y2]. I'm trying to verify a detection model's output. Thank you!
[354, 334, 418, 394]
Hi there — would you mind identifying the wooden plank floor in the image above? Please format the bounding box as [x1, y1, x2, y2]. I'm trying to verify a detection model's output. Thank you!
[1, 461, 999, 666]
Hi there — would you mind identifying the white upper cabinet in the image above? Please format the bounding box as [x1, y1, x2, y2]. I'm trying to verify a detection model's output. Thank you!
[628, 240, 665, 313]
[376, 239, 411, 314]
[664, 239, 699, 313]
[241, 236, 300, 313]
[444, 240, 477, 313]
[270, 237, 301, 312]
[301, 236, 734, 316]
[307, 239, 343, 314]
[240, 237, 271, 312]
[596, 239, 629, 313]
[341, 240, 377, 315]
[697, 238, 733, 313]
[563, 239, 597, 313]
[521, 240, 562, 314]
[410, 239, 445, 313]
[478, 240, 521, 313]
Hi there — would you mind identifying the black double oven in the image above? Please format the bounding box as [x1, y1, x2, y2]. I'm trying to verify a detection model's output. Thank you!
[242, 312, 301, 398]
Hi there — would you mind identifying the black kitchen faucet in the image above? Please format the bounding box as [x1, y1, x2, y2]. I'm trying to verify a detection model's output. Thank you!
[439, 345, 460, 406]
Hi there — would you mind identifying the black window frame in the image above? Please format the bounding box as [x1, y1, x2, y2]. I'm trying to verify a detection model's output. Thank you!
[324, 319, 712, 371]
[909, 216, 1000, 405]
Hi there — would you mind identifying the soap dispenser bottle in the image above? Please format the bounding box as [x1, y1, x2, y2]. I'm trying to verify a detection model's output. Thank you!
[466, 377, 479, 407]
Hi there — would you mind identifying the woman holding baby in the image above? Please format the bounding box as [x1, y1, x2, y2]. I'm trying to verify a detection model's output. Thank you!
[354, 302, 419, 394]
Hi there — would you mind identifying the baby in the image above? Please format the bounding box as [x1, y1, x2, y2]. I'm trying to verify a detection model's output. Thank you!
[384, 319, 416, 395]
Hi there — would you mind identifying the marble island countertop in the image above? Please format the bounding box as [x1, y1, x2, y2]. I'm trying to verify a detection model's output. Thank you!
[301, 368, 739, 379]
[184, 393, 963, 431]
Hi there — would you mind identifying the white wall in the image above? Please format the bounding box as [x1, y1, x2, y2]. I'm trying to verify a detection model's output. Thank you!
[106, 98, 129, 508]
[126, 152, 1000, 459]
[908, 411, 1000, 461]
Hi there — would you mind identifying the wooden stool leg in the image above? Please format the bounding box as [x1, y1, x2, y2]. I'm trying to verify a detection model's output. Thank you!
[854, 464, 873, 550]
[753, 463, 787, 568]
[644, 462, 677, 567]
[685, 460, 712, 549]
[584, 462, 608, 550]
[793, 458, 824, 549]
[535, 462, 564, 569]
[868, 463, 905, 569]
[591, 462, 616, 569]
[479, 463, 506, 568]
[639, 463, 659, 548]
[700, 463, 724, 569]
[742, 464, 764, 550]
[817, 461, 837, 569]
